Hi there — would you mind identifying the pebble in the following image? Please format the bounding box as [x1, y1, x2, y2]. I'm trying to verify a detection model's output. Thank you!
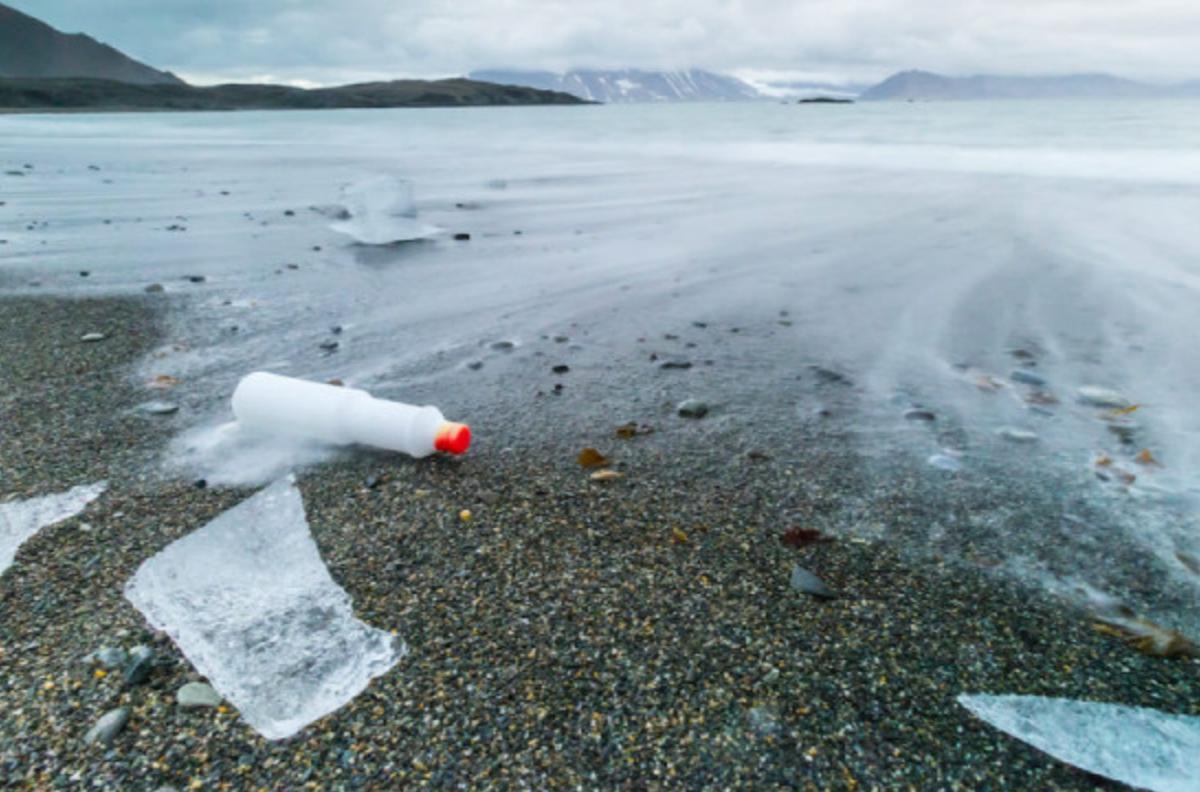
[552, 364, 570, 374]
[84, 707, 129, 746]
[1009, 369, 1046, 386]
[79, 270, 90, 277]
[88, 646, 128, 670]
[80, 333, 106, 343]
[1077, 386, 1130, 408]
[490, 340, 515, 351]
[123, 645, 154, 686]
[185, 275, 206, 284]
[320, 340, 340, 352]
[996, 427, 1039, 443]
[659, 360, 692, 370]
[927, 454, 963, 472]
[453, 232, 471, 241]
[144, 283, 165, 293]
[904, 408, 936, 422]
[176, 681, 223, 709]
[137, 401, 179, 416]
[677, 399, 709, 419]
[467, 360, 483, 370]
[790, 565, 836, 599]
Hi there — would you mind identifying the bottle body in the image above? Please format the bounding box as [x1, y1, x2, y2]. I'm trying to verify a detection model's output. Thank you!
[231, 372, 469, 458]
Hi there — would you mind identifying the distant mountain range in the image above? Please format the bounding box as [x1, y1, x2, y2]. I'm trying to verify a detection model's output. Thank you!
[469, 69, 760, 103]
[860, 69, 1200, 100]
[0, 2, 182, 85]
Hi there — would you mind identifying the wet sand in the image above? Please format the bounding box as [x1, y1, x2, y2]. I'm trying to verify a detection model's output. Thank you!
[1, 293, 1197, 789]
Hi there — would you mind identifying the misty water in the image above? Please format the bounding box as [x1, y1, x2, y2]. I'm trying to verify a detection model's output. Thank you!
[2, 100, 1199, 635]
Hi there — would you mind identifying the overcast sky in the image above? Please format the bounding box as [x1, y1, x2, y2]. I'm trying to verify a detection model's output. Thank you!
[18, 0, 1200, 87]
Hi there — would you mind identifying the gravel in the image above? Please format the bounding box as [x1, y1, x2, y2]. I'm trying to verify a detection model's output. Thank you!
[1, 294, 1197, 789]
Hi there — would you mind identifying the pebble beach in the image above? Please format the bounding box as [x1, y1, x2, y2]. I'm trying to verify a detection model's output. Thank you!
[2, 293, 1198, 790]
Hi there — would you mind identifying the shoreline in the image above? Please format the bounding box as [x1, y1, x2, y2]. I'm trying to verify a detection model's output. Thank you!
[1, 293, 1197, 789]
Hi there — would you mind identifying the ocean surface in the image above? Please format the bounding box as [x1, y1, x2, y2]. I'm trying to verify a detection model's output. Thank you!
[2, 100, 1199, 633]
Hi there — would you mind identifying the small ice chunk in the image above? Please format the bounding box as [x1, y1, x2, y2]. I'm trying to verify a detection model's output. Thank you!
[927, 453, 963, 472]
[330, 175, 439, 244]
[1077, 385, 1130, 409]
[1, 482, 106, 575]
[124, 477, 405, 740]
[958, 694, 1200, 792]
[996, 427, 1039, 443]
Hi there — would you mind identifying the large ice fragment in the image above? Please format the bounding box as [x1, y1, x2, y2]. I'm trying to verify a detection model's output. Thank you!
[958, 694, 1200, 792]
[0, 481, 106, 575]
[124, 477, 405, 739]
[330, 175, 439, 244]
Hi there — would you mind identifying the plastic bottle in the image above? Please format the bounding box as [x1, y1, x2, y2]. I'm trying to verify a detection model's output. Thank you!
[231, 372, 470, 457]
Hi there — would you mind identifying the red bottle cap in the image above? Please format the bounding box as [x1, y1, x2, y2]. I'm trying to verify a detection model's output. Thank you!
[434, 422, 471, 455]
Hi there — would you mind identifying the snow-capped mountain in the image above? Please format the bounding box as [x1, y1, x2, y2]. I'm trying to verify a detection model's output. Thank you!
[469, 68, 761, 102]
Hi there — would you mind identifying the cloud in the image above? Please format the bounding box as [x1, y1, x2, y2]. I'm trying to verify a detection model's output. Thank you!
[18, 0, 1200, 85]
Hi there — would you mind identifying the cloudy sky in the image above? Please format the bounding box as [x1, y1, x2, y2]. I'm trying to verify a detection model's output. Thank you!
[19, 0, 1200, 87]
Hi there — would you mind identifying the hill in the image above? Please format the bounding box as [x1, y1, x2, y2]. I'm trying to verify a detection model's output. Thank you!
[0, 2, 183, 85]
[0, 77, 590, 112]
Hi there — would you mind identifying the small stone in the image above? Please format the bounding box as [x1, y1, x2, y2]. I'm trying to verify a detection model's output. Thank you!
[467, 360, 483, 370]
[490, 340, 515, 351]
[79, 270, 90, 277]
[364, 475, 382, 490]
[144, 283, 165, 293]
[904, 408, 936, 422]
[790, 565, 836, 599]
[553, 335, 569, 343]
[80, 332, 106, 343]
[194, 479, 208, 489]
[552, 364, 570, 374]
[137, 401, 179, 416]
[1078, 386, 1130, 408]
[123, 646, 154, 686]
[176, 682, 223, 709]
[89, 647, 128, 670]
[996, 427, 1038, 443]
[320, 340, 340, 352]
[84, 708, 129, 746]
[659, 360, 692, 370]
[453, 232, 471, 241]
[330, 325, 343, 335]
[285, 263, 299, 270]
[284, 209, 295, 216]
[185, 275, 206, 283]
[1010, 369, 1046, 386]
[677, 399, 709, 419]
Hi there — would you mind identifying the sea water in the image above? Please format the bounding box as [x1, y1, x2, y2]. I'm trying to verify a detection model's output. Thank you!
[2, 100, 1199, 633]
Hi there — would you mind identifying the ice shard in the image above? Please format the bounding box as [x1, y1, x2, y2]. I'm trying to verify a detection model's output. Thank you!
[958, 694, 1200, 792]
[330, 175, 439, 244]
[124, 477, 405, 740]
[0, 481, 106, 575]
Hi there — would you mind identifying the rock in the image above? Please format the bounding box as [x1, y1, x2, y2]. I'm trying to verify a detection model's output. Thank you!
[144, 283, 165, 293]
[1078, 386, 1130, 409]
[84, 707, 129, 745]
[364, 475, 382, 490]
[79, 270, 90, 277]
[659, 360, 692, 370]
[790, 565, 836, 599]
[1010, 369, 1046, 386]
[808, 365, 852, 386]
[330, 325, 343, 335]
[490, 340, 515, 351]
[927, 454, 963, 472]
[185, 275, 206, 284]
[80, 333, 106, 343]
[551, 364, 570, 374]
[453, 232, 471, 241]
[176, 682, 223, 709]
[137, 401, 179, 416]
[319, 340, 340, 352]
[904, 408, 936, 422]
[553, 335, 569, 343]
[677, 399, 709, 419]
[996, 427, 1038, 443]
[467, 360, 483, 370]
[123, 645, 154, 686]
[88, 646, 128, 670]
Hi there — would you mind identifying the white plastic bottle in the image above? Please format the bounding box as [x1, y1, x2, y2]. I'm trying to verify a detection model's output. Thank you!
[231, 372, 470, 457]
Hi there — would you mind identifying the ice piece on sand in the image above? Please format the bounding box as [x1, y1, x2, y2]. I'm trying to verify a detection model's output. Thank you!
[330, 175, 439, 244]
[958, 694, 1200, 792]
[124, 477, 405, 740]
[1077, 385, 1131, 409]
[1, 481, 106, 575]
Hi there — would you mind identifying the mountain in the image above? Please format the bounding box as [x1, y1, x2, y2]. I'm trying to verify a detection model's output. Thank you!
[0, 77, 588, 112]
[0, 2, 183, 85]
[860, 70, 1200, 100]
[469, 69, 760, 102]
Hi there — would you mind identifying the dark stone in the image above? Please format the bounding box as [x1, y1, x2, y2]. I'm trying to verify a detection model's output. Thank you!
[144, 283, 164, 293]
[904, 408, 936, 422]
[453, 232, 471, 241]
[660, 360, 692, 370]
[552, 364, 570, 374]
[123, 646, 154, 686]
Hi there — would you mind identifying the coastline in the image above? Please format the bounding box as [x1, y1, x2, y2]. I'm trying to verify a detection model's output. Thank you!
[1, 293, 1196, 789]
